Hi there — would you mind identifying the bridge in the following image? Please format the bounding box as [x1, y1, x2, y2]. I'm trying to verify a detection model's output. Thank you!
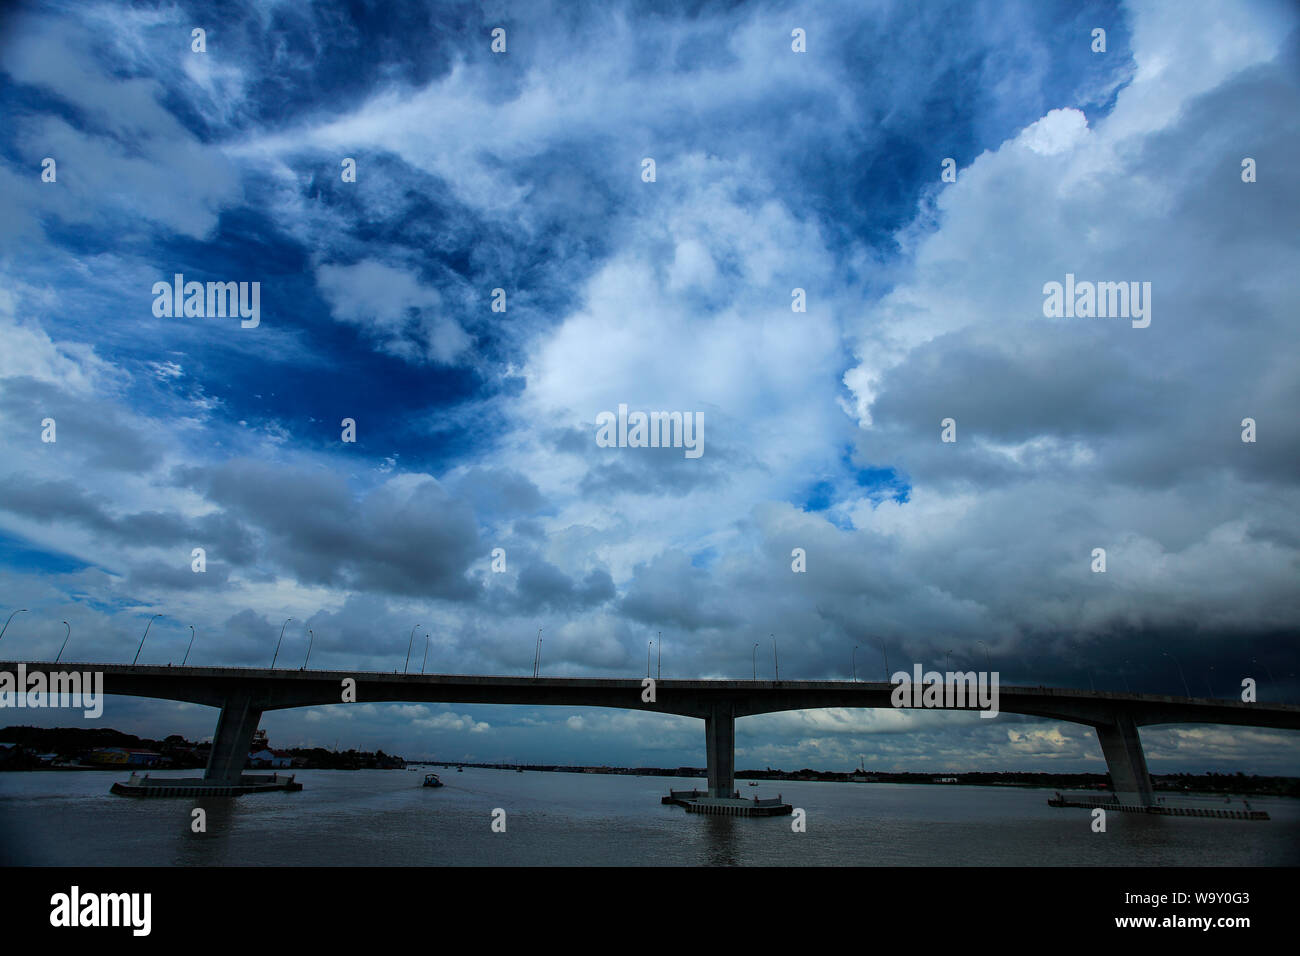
[7, 660, 1299, 806]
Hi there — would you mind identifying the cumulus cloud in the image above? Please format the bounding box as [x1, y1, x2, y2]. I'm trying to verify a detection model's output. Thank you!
[315, 259, 471, 365]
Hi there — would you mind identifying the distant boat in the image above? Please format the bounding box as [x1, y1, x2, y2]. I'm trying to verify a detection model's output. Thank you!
[748, 781, 759, 787]
[456, 766, 463, 772]
[422, 773, 443, 788]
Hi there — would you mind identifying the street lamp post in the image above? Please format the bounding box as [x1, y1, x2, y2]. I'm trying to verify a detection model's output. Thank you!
[55, 621, 70, 663]
[405, 624, 422, 674]
[657, 632, 661, 680]
[647, 641, 653, 679]
[271, 618, 292, 670]
[533, 628, 543, 678]
[1251, 658, 1277, 701]
[0, 608, 27, 644]
[1163, 651, 1191, 698]
[882, 644, 889, 681]
[852, 645, 859, 682]
[752, 643, 758, 680]
[421, 634, 430, 674]
[304, 629, 314, 669]
[182, 625, 196, 666]
[772, 634, 779, 682]
[133, 614, 161, 666]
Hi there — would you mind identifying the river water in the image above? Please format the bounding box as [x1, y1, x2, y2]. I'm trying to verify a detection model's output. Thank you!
[2, 768, 1296, 866]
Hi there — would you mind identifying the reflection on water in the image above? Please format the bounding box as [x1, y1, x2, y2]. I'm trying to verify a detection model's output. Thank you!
[703, 816, 738, 867]
[2, 767, 1297, 866]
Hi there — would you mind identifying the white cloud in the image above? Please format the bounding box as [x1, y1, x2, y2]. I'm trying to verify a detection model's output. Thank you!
[316, 259, 471, 364]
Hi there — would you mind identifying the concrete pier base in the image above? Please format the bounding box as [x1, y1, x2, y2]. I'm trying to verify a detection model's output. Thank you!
[111, 772, 301, 797]
[662, 789, 792, 817]
[1047, 793, 1268, 820]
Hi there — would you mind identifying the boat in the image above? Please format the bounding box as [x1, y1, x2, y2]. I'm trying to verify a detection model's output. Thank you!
[748, 781, 759, 787]
[457, 766, 463, 772]
[422, 773, 443, 788]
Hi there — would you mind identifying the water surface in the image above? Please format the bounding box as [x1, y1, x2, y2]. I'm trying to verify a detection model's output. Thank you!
[3, 768, 1295, 866]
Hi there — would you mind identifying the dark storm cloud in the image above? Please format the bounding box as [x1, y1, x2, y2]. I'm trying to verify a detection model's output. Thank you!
[0, 472, 256, 561]
[0, 378, 163, 473]
[514, 560, 615, 612]
[448, 466, 546, 516]
[191, 459, 483, 599]
[619, 550, 742, 632]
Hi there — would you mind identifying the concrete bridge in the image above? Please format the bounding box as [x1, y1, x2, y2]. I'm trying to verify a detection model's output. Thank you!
[7, 660, 1299, 806]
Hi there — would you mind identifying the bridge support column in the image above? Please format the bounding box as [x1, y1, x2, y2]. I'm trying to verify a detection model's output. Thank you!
[205, 690, 263, 784]
[705, 703, 735, 798]
[1096, 712, 1154, 806]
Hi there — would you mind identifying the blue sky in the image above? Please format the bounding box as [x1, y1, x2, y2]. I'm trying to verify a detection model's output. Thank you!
[0, 0, 1298, 774]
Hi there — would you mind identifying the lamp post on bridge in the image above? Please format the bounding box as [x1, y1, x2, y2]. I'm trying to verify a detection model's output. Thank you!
[0, 608, 27, 644]
[852, 645, 859, 682]
[647, 640, 653, 679]
[657, 632, 661, 680]
[772, 634, 779, 683]
[405, 624, 422, 674]
[270, 618, 292, 670]
[1163, 651, 1191, 698]
[532, 628, 543, 678]
[182, 625, 196, 666]
[303, 629, 314, 669]
[55, 621, 70, 663]
[752, 642, 758, 680]
[881, 644, 889, 681]
[421, 634, 430, 674]
[133, 614, 161, 666]
[1251, 658, 1277, 701]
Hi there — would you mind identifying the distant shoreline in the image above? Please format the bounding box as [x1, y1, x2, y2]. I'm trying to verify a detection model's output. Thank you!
[417, 761, 1300, 797]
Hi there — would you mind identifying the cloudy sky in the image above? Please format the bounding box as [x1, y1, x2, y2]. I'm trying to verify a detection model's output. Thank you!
[1, 0, 1297, 775]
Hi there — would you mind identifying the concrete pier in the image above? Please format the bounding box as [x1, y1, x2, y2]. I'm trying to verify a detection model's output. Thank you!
[1095, 712, 1154, 806]
[204, 690, 264, 785]
[705, 703, 735, 798]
